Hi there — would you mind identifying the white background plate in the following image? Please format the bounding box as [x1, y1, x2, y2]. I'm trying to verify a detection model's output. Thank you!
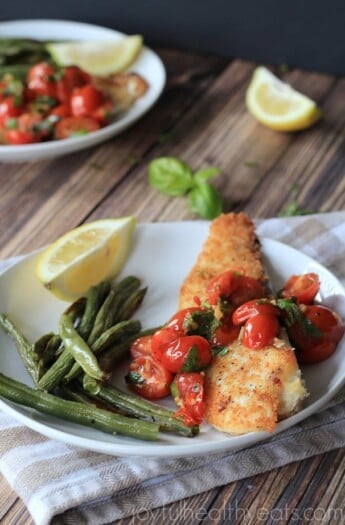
[0, 19, 166, 162]
[0, 221, 344, 457]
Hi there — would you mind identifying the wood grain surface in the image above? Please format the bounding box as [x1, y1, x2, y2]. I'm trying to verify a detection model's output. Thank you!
[0, 48, 344, 524]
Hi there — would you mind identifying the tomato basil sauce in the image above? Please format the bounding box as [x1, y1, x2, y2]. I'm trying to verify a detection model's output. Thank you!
[125, 270, 345, 426]
[0, 61, 133, 144]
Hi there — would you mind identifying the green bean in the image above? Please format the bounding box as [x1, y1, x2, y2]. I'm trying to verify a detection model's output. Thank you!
[0, 314, 39, 384]
[59, 312, 107, 382]
[0, 372, 159, 441]
[78, 281, 111, 340]
[87, 277, 141, 344]
[117, 287, 147, 321]
[38, 299, 86, 391]
[82, 377, 199, 437]
[64, 320, 141, 383]
[31, 333, 56, 381]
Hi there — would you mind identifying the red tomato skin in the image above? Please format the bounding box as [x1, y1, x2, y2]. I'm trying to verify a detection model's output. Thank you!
[161, 335, 212, 374]
[233, 300, 279, 325]
[206, 270, 265, 307]
[27, 62, 58, 97]
[0, 97, 22, 124]
[126, 356, 173, 399]
[70, 84, 104, 117]
[281, 273, 320, 304]
[297, 341, 337, 364]
[5, 129, 36, 145]
[50, 103, 71, 118]
[165, 307, 203, 333]
[55, 116, 100, 139]
[130, 335, 153, 359]
[211, 323, 240, 347]
[151, 328, 179, 362]
[56, 66, 90, 102]
[172, 372, 205, 425]
[206, 271, 236, 305]
[288, 304, 344, 364]
[242, 314, 280, 349]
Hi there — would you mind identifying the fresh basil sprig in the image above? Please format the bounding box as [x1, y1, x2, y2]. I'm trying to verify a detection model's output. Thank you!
[148, 157, 223, 219]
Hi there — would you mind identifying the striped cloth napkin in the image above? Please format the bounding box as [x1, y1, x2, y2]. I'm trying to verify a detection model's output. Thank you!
[0, 211, 345, 525]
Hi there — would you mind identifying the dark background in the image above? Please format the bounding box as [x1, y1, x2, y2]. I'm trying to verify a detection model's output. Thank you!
[1, 1, 345, 76]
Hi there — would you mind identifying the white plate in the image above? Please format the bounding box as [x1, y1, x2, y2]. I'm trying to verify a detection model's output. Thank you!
[0, 20, 166, 162]
[0, 221, 345, 457]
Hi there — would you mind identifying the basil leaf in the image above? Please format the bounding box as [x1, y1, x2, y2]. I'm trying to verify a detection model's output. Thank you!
[182, 345, 200, 372]
[194, 167, 220, 183]
[277, 298, 322, 338]
[148, 157, 194, 197]
[188, 182, 223, 220]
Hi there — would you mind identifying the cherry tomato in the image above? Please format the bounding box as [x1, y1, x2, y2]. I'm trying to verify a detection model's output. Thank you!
[151, 328, 179, 361]
[70, 84, 104, 117]
[233, 299, 279, 325]
[56, 66, 90, 102]
[130, 335, 154, 359]
[125, 355, 173, 399]
[161, 335, 212, 374]
[230, 275, 266, 308]
[55, 116, 100, 139]
[165, 307, 203, 333]
[206, 270, 237, 305]
[242, 314, 280, 349]
[210, 312, 240, 347]
[92, 101, 113, 124]
[50, 103, 71, 118]
[0, 97, 22, 124]
[287, 304, 344, 364]
[206, 270, 265, 307]
[171, 372, 205, 426]
[27, 62, 58, 98]
[4, 129, 36, 145]
[281, 273, 320, 304]
[4, 113, 47, 144]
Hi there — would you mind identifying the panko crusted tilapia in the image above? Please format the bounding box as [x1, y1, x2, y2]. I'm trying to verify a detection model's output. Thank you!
[179, 212, 307, 434]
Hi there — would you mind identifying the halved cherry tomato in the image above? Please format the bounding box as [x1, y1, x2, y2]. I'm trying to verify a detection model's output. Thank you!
[70, 84, 104, 117]
[130, 335, 153, 359]
[0, 97, 22, 124]
[56, 66, 90, 102]
[210, 312, 240, 347]
[281, 273, 320, 304]
[206, 270, 237, 305]
[92, 101, 113, 124]
[55, 116, 100, 139]
[151, 328, 179, 362]
[242, 314, 280, 349]
[27, 62, 58, 98]
[206, 270, 265, 307]
[165, 307, 203, 333]
[4, 129, 36, 145]
[233, 299, 279, 325]
[171, 372, 205, 426]
[161, 335, 212, 374]
[50, 103, 71, 118]
[287, 304, 344, 364]
[125, 355, 173, 399]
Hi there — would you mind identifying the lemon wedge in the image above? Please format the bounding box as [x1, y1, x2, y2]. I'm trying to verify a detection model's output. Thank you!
[36, 217, 136, 301]
[46, 35, 143, 76]
[246, 66, 322, 131]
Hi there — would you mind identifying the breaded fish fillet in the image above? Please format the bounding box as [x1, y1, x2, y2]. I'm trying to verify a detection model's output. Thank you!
[179, 212, 307, 434]
[179, 213, 267, 309]
[204, 338, 306, 434]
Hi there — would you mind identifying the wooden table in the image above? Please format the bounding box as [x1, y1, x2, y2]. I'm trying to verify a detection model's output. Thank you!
[0, 49, 344, 524]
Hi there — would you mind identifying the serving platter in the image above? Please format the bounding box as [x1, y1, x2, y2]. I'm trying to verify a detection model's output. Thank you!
[0, 221, 344, 457]
[0, 19, 166, 162]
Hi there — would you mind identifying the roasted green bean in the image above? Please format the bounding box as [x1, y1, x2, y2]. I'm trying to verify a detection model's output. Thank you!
[0, 372, 159, 441]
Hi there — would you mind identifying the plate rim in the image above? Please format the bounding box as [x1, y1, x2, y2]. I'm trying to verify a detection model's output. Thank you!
[0, 19, 166, 161]
[0, 223, 344, 457]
